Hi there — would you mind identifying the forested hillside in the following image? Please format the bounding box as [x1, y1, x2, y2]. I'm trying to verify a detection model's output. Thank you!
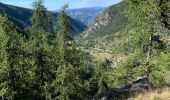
[0, 0, 170, 100]
[0, 2, 87, 36]
[80, 2, 127, 38]
[79, 2, 128, 51]
[78, 2, 128, 62]
[79, 0, 170, 99]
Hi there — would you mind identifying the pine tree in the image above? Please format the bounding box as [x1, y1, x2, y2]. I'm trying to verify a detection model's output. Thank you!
[0, 15, 24, 99]
[87, 61, 109, 99]
[56, 3, 71, 65]
[47, 4, 92, 100]
[26, 0, 55, 98]
[113, 0, 170, 86]
[56, 3, 70, 41]
[30, 0, 53, 33]
[51, 64, 85, 100]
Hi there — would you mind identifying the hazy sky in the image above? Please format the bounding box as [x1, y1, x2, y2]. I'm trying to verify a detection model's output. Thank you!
[0, 0, 121, 10]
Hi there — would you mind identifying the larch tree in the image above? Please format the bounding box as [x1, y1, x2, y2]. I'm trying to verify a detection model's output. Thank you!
[27, 0, 55, 98]
[118, 0, 170, 86]
[30, 0, 53, 33]
[0, 15, 24, 99]
[56, 3, 71, 65]
[48, 4, 89, 100]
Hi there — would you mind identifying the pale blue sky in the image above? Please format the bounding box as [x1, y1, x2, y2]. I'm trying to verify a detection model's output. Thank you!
[0, 0, 121, 10]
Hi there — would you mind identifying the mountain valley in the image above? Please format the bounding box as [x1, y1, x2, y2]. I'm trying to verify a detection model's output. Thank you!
[0, 0, 170, 100]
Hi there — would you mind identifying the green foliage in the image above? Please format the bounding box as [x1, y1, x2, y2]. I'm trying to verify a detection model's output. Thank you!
[93, 2, 128, 37]
[30, 0, 53, 33]
[93, 62, 109, 96]
[56, 4, 70, 40]
[108, 0, 170, 88]
[0, 1, 107, 99]
[56, 4, 72, 65]
[148, 52, 170, 87]
[0, 0, 170, 99]
[109, 49, 145, 87]
[23, 1, 59, 98]
[0, 15, 25, 99]
[51, 65, 86, 100]
[80, 2, 128, 47]
[86, 61, 110, 98]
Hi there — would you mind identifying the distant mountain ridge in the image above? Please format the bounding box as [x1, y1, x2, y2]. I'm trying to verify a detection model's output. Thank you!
[0, 2, 32, 27]
[55, 7, 105, 26]
[0, 2, 87, 36]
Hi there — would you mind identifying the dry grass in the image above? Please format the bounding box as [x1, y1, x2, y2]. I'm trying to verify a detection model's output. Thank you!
[92, 52, 113, 61]
[131, 88, 170, 100]
[165, 72, 170, 84]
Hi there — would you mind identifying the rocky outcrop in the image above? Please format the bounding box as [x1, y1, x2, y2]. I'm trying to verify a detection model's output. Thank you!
[99, 77, 152, 100]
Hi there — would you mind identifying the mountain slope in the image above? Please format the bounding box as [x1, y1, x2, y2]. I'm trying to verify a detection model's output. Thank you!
[80, 2, 127, 39]
[0, 2, 87, 36]
[78, 1, 170, 71]
[0, 2, 32, 27]
[78, 2, 128, 51]
[75, 2, 128, 63]
[66, 7, 105, 26]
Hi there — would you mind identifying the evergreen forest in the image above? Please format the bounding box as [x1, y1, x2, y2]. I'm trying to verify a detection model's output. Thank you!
[0, 0, 170, 100]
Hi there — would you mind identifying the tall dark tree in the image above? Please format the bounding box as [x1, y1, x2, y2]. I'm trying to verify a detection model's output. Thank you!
[56, 3, 71, 64]
[47, 4, 91, 100]
[0, 15, 24, 99]
[30, 0, 53, 33]
[112, 0, 170, 86]
[26, 0, 55, 99]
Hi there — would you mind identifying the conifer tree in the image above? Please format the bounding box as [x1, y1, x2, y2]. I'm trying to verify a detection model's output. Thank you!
[86, 61, 109, 99]
[26, 0, 55, 98]
[51, 64, 85, 100]
[114, 0, 170, 86]
[47, 4, 91, 100]
[0, 15, 24, 99]
[56, 3, 71, 64]
[30, 0, 53, 33]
